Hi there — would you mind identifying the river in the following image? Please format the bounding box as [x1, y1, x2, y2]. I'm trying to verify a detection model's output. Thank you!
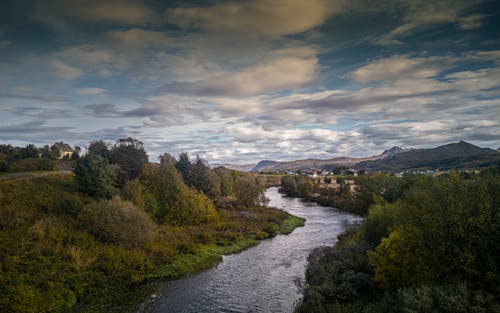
[145, 187, 361, 313]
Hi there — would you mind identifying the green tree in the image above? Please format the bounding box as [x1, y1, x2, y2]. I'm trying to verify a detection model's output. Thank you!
[281, 176, 298, 196]
[74, 155, 117, 198]
[175, 152, 194, 186]
[234, 174, 268, 207]
[88, 140, 111, 160]
[111, 137, 148, 183]
[140, 155, 218, 224]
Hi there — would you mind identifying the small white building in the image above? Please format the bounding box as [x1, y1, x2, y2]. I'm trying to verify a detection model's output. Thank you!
[51, 141, 74, 159]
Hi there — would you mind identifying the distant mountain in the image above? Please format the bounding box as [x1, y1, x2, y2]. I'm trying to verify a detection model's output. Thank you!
[211, 163, 256, 172]
[379, 146, 412, 159]
[356, 141, 500, 171]
[250, 141, 499, 173]
[250, 147, 406, 172]
[252, 160, 280, 172]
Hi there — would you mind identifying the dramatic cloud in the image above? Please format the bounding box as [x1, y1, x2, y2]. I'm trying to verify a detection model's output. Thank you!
[167, 0, 347, 37]
[0, 0, 499, 163]
[36, 0, 157, 30]
[157, 47, 319, 96]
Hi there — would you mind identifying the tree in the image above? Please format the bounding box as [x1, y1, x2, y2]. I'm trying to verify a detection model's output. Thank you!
[21, 144, 38, 159]
[234, 174, 268, 207]
[175, 152, 194, 186]
[140, 156, 218, 224]
[281, 176, 298, 196]
[214, 166, 234, 196]
[71, 146, 81, 160]
[88, 140, 111, 161]
[191, 156, 221, 199]
[74, 155, 117, 198]
[110, 137, 148, 183]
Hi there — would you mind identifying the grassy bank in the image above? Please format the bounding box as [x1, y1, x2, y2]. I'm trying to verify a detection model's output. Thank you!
[0, 173, 304, 313]
[280, 215, 306, 234]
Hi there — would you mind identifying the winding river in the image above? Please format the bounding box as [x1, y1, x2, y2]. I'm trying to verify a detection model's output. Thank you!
[145, 187, 361, 313]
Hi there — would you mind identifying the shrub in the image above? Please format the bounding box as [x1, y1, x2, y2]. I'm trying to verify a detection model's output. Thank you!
[79, 197, 156, 248]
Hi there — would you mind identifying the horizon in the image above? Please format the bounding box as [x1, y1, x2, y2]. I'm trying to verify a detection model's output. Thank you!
[1, 0, 500, 163]
[2, 138, 497, 165]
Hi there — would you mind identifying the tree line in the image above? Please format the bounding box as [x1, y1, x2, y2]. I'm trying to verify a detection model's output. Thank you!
[0, 143, 80, 172]
[280, 173, 413, 216]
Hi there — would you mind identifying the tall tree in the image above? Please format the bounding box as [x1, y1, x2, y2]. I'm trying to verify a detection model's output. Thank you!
[110, 137, 148, 182]
[175, 152, 194, 186]
[88, 140, 111, 161]
[74, 155, 117, 199]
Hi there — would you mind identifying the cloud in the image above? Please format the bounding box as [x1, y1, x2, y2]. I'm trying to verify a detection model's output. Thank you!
[49, 60, 82, 80]
[373, 0, 485, 45]
[75, 88, 108, 95]
[0, 121, 74, 143]
[36, 0, 157, 30]
[105, 28, 170, 47]
[351, 55, 453, 83]
[459, 14, 488, 30]
[167, 0, 347, 37]
[157, 47, 319, 96]
[0, 92, 71, 103]
[57, 45, 113, 65]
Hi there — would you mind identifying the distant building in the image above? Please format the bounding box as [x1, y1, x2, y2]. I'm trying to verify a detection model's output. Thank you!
[51, 141, 74, 159]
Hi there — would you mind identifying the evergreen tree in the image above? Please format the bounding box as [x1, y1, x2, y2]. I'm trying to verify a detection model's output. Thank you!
[110, 137, 148, 182]
[74, 154, 117, 199]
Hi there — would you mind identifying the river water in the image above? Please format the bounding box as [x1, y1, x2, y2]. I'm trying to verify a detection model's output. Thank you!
[146, 187, 361, 313]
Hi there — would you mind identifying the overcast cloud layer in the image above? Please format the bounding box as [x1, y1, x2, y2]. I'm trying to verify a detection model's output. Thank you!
[1, 0, 499, 163]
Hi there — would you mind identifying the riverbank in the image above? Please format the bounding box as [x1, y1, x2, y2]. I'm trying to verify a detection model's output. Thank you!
[141, 187, 360, 313]
[139, 213, 305, 311]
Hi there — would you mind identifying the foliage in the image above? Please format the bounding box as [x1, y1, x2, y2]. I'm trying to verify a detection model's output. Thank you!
[139, 158, 218, 224]
[0, 170, 304, 313]
[110, 137, 148, 183]
[87, 140, 111, 161]
[234, 174, 268, 207]
[79, 197, 156, 248]
[0, 144, 57, 172]
[296, 166, 500, 313]
[74, 154, 118, 199]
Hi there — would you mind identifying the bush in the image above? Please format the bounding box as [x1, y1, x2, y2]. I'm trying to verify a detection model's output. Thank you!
[79, 197, 156, 248]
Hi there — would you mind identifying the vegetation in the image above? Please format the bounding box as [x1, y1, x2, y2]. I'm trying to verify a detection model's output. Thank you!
[296, 166, 500, 312]
[280, 173, 412, 215]
[0, 139, 304, 313]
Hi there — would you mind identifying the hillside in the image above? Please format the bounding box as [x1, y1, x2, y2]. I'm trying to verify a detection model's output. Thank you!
[356, 141, 500, 171]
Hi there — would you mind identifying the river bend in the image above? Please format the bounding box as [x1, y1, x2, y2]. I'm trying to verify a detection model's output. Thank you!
[146, 187, 361, 313]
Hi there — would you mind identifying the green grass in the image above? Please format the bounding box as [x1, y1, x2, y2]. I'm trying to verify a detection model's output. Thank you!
[280, 215, 306, 234]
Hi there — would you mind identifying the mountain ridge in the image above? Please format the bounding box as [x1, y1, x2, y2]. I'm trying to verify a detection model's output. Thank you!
[249, 141, 499, 172]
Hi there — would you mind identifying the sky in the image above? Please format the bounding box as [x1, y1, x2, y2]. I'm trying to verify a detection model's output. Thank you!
[1, 0, 499, 164]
